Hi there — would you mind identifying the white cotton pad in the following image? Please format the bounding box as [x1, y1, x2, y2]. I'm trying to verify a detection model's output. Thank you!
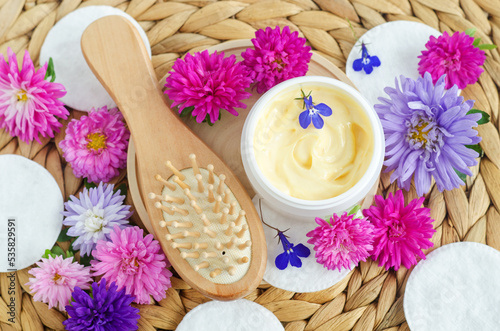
[0, 154, 64, 271]
[253, 196, 351, 293]
[176, 299, 284, 331]
[39, 6, 151, 112]
[404, 242, 500, 330]
[346, 21, 441, 107]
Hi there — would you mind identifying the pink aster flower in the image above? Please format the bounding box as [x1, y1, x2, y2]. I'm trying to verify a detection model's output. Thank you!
[26, 255, 92, 311]
[306, 212, 374, 271]
[165, 50, 251, 124]
[0, 48, 68, 143]
[241, 26, 312, 93]
[60, 106, 129, 183]
[91, 226, 173, 304]
[418, 31, 486, 89]
[362, 190, 436, 270]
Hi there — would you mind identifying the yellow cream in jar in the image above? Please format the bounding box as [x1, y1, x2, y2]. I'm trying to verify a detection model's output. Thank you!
[253, 84, 374, 200]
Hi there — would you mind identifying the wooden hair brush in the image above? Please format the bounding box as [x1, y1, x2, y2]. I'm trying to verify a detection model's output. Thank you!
[81, 15, 266, 301]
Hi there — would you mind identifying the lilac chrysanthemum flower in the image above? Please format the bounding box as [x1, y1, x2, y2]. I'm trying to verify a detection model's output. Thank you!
[92, 226, 173, 304]
[418, 31, 486, 89]
[62, 182, 132, 256]
[64, 279, 140, 331]
[0, 48, 68, 143]
[306, 212, 374, 271]
[362, 191, 436, 270]
[241, 26, 312, 93]
[59, 106, 130, 183]
[165, 50, 252, 124]
[375, 72, 482, 196]
[26, 255, 92, 311]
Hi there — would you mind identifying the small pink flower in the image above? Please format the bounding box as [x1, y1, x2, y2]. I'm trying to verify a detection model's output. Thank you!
[362, 190, 436, 270]
[91, 226, 173, 304]
[26, 255, 92, 311]
[306, 212, 374, 271]
[59, 106, 129, 183]
[418, 31, 486, 89]
[165, 50, 251, 124]
[0, 48, 68, 143]
[242, 26, 312, 93]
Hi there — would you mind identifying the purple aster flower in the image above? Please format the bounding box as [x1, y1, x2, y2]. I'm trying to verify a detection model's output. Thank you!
[275, 232, 310, 270]
[375, 72, 482, 196]
[298, 90, 332, 129]
[64, 279, 139, 331]
[62, 182, 132, 256]
[353, 43, 381, 74]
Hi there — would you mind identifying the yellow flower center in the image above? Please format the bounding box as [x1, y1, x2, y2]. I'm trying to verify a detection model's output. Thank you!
[87, 132, 107, 151]
[410, 121, 429, 147]
[17, 90, 28, 102]
[53, 273, 61, 282]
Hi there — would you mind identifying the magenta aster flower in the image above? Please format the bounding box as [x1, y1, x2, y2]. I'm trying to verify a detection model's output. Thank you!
[165, 50, 251, 124]
[362, 190, 436, 270]
[91, 226, 173, 304]
[59, 106, 129, 183]
[0, 48, 68, 143]
[241, 26, 312, 93]
[418, 31, 486, 89]
[375, 72, 481, 196]
[26, 255, 92, 311]
[306, 212, 374, 271]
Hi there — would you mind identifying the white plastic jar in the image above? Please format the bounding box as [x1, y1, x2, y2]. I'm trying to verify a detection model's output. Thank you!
[241, 76, 385, 219]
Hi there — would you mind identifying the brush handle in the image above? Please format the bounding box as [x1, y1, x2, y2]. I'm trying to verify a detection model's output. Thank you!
[81, 15, 186, 161]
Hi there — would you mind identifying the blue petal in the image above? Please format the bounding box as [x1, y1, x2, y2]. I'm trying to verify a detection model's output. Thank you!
[370, 55, 381, 67]
[314, 103, 332, 117]
[289, 252, 303, 268]
[311, 113, 324, 129]
[353, 58, 364, 71]
[293, 244, 311, 258]
[304, 96, 314, 110]
[363, 62, 374, 74]
[299, 110, 311, 129]
[275, 251, 290, 270]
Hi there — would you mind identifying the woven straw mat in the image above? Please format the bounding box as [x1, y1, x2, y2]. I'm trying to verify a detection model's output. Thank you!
[1, 0, 500, 330]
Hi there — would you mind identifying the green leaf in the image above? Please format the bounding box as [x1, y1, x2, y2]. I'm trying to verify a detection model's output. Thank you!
[455, 169, 467, 184]
[83, 178, 97, 190]
[42, 249, 54, 259]
[464, 28, 476, 37]
[66, 250, 74, 258]
[179, 106, 194, 118]
[51, 245, 65, 257]
[114, 183, 127, 198]
[348, 204, 361, 216]
[466, 144, 484, 157]
[57, 227, 72, 242]
[473, 37, 481, 47]
[44, 57, 56, 82]
[478, 44, 498, 50]
[467, 109, 490, 125]
[79, 254, 92, 267]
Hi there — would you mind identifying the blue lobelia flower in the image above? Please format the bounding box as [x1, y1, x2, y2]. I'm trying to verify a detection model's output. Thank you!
[298, 93, 333, 129]
[353, 43, 381, 74]
[275, 232, 311, 270]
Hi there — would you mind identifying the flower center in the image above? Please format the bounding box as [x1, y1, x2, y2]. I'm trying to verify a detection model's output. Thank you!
[409, 121, 429, 147]
[84, 208, 106, 233]
[388, 220, 405, 240]
[87, 132, 107, 151]
[17, 90, 28, 102]
[53, 273, 61, 282]
[121, 256, 140, 274]
[442, 51, 461, 71]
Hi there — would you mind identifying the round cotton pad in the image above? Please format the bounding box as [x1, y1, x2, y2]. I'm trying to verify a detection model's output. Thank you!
[404, 242, 500, 330]
[39, 6, 151, 112]
[175, 299, 284, 331]
[0, 155, 63, 271]
[346, 21, 441, 107]
[254, 196, 351, 293]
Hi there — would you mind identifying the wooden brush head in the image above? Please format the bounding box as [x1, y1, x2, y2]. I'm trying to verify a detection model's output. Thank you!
[81, 15, 266, 300]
